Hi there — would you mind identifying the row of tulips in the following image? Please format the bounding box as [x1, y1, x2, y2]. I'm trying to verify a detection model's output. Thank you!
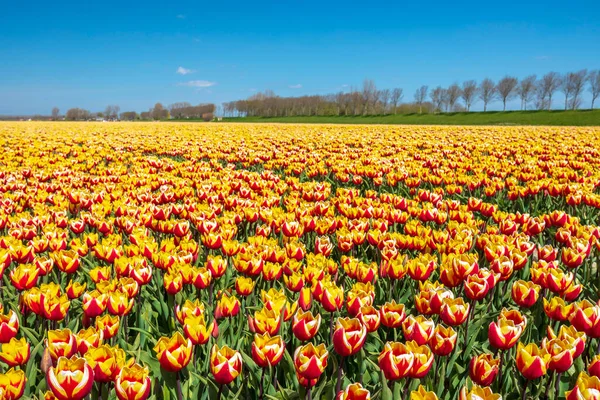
[0, 122, 600, 400]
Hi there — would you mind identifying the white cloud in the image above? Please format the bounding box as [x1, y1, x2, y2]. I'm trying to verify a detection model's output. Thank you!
[289, 84, 302, 89]
[176, 14, 186, 19]
[178, 80, 217, 88]
[176, 67, 195, 75]
[535, 55, 550, 60]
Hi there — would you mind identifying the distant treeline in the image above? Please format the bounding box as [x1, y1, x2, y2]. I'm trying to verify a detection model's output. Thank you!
[13, 102, 217, 121]
[223, 70, 600, 117]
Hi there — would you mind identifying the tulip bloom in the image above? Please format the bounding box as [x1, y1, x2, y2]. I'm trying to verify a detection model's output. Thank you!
[380, 300, 406, 329]
[95, 314, 120, 340]
[76, 327, 103, 355]
[410, 385, 438, 400]
[378, 341, 414, 381]
[0, 311, 20, 343]
[459, 385, 501, 400]
[516, 342, 550, 380]
[183, 315, 214, 345]
[402, 315, 435, 345]
[294, 343, 328, 381]
[235, 276, 255, 297]
[543, 297, 573, 322]
[292, 310, 321, 341]
[511, 280, 540, 308]
[321, 282, 344, 313]
[251, 333, 285, 368]
[215, 294, 240, 319]
[115, 364, 152, 400]
[547, 325, 587, 359]
[252, 307, 283, 336]
[358, 305, 381, 333]
[210, 344, 243, 385]
[47, 329, 77, 361]
[406, 340, 434, 379]
[47, 356, 94, 400]
[429, 325, 457, 356]
[566, 372, 600, 400]
[440, 297, 470, 326]
[488, 309, 526, 350]
[543, 338, 575, 373]
[153, 332, 193, 372]
[589, 355, 600, 378]
[10, 263, 40, 290]
[336, 383, 371, 400]
[0, 337, 31, 367]
[333, 317, 367, 357]
[66, 281, 86, 300]
[84, 345, 120, 382]
[469, 353, 499, 386]
[81, 290, 108, 318]
[0, 368, 26, 400]
[175, 299, 205, 325]
[570, 300, 600, 338]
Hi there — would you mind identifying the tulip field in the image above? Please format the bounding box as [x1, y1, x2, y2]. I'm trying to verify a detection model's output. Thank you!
[3, 122, 600, 400]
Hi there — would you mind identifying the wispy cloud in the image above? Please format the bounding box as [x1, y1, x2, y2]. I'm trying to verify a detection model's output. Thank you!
[176, 67, 195, 75]
[178, 80, 217, 88]
[535, 55, 550, 60]
[289, 84, 302, 89]
[176, 14, 186, 19]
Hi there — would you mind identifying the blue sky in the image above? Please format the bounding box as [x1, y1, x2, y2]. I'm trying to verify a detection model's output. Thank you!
[1, 0, 598, 115]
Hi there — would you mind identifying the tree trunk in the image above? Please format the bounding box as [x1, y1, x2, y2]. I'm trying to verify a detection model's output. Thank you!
[565, 96, 568, 110]
[503, 99, 506, 111]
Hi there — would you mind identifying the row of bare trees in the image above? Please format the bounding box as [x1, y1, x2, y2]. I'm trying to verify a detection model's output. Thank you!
[223, 70, 600, 117]
[61, 102, 216, 121]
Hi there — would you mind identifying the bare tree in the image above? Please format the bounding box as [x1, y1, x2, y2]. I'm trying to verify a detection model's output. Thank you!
[561, 72, 575, 110]
[390, 88, 403, 114]
[496, 76, 519, 111]
[430, 86, 445, 112]
[414, 86, 428, 114]
[441, 89, 450, 111]
[446, 84, 462, 111]
[516, 75, 536, 110]
[478, 79, 496, 112]
[533, 82, 549, 110]
[461, 80, 478, 111]
[590, 70, 600, 109]
[51, 107, 60, 120]
[539, 72, 561, 110]
[361, 79, 377, 115]
[569, 70, 587, 110]
[378, 89, 391, 114]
